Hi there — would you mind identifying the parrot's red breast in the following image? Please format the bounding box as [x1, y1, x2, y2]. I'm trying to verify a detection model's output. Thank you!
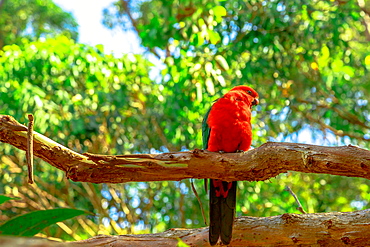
[207, 86, 259, 153]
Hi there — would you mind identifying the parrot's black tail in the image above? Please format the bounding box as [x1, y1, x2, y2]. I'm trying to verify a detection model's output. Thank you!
[209, 179, 237, 246]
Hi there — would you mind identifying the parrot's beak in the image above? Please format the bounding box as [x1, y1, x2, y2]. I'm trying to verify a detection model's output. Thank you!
[252, 98, 259, 106]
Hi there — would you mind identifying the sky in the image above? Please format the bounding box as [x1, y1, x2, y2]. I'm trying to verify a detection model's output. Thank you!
[53, 0, 143, 55]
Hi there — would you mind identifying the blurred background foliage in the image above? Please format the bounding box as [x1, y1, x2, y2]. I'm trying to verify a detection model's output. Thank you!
[1, 0, 370, 242]
[0, 0, 78, 50]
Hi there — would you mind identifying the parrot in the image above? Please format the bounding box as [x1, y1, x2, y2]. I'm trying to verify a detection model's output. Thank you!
[202, 85, 259, 245]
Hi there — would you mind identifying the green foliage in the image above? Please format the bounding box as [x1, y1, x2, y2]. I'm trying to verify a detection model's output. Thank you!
[0, 207, 87, 237]
[0, 35, 159, 153]
[0, 0, 78, 49]
[105, 0, 370, 148]
[0, 195, 19, 205]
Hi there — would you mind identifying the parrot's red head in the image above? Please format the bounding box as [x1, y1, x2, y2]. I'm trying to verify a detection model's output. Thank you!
[229, 85, 259, 108]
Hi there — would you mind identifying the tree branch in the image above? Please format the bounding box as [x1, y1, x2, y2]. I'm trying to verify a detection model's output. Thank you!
[73, 209, 370, 246]
[296, 98, 370, 131]
[1, 115, 370, 184]
[2, 209, 370, 246]
[119, 0, 162, 59]
[291, 104, 369, 142]
[285, 186, 307, 214]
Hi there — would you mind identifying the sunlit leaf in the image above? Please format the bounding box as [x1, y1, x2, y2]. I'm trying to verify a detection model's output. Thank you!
[212, 6, 227, 17]
[208, 30, 221, 44]
[0, 195, 19, 205]
[365, 55, 370, 66]
[0, 208, 88, 237]
[215, 55, 229, 71]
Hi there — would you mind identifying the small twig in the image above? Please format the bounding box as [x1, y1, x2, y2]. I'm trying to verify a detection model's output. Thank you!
[190, 179, 207, 225]
[204, 179, 208, 193]
[27, 114, 34, 184]
[285, 186, 307, 214]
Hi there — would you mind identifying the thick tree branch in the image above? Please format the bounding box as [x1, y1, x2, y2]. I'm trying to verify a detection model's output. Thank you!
[2, 210, 370, 246]
[74, 209, 370, 246]
[1, 115, 370, 184]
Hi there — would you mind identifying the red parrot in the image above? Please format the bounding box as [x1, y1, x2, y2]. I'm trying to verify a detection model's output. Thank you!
[202, 85, 259, 245]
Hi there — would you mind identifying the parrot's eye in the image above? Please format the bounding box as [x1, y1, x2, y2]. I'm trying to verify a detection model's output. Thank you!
[247, 90, 252, 95]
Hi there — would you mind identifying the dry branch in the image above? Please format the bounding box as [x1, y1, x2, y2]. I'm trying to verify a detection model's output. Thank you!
[26, 114, 34, 184]
[1, 115, 370, 184]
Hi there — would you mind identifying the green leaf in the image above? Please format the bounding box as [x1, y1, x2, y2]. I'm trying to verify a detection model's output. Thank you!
[208, 30, 221, 44]
[0, 195, 20, 205]
[95, 44, 104, 53]
[365, 55, 370, 66]
[212, 6, 227, 17]
[0, 208, 88, 237]
[342, 66, 354, 77]
[215, 55, 229, 71]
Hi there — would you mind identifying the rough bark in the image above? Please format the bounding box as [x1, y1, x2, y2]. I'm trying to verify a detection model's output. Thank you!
[1, 115, 370, 184]
[2, 210, 370, 246]
[73, 209, 370, 246]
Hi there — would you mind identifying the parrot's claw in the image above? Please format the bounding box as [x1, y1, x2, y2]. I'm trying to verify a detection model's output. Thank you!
[218, 150, 225, 154]
[236, 150, 246, 153]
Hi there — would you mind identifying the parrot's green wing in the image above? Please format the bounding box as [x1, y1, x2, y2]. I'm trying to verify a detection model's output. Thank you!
[202, 104, 213, 150]
[202, 103, 213, 193]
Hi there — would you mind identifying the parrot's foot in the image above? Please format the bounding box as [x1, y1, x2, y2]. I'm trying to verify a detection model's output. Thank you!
[236, 150, 246, 153]
[218, 150, 225, 154]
